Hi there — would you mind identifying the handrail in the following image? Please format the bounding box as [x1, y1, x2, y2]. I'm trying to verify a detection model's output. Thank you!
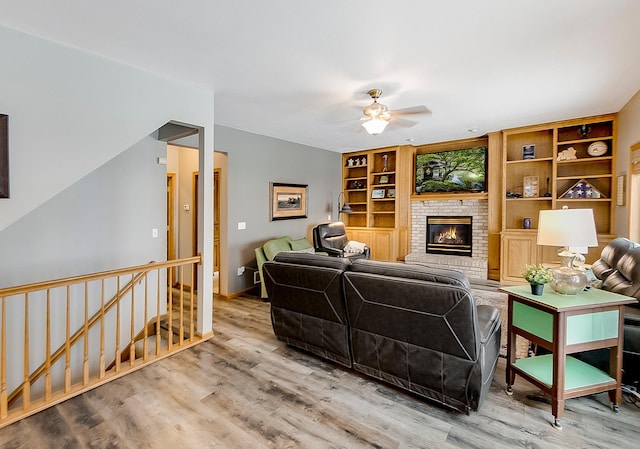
[0, 256, 206, 429]
[0, 257, 201, 296]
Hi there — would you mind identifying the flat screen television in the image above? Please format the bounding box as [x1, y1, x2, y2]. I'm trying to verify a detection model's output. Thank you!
[415, 146, 487, 193]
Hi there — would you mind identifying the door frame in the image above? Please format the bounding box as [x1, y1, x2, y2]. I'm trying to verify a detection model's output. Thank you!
[629, 141, 640, 241]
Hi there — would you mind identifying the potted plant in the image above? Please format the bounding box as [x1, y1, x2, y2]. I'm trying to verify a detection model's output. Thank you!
[523, 264, 553, 295]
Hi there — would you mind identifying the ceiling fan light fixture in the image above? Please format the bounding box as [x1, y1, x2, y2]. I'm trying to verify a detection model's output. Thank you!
[363, 101, 388, 118]
[362, 117, 388, 135]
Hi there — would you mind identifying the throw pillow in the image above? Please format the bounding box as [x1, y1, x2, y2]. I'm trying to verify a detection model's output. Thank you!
[344, 240, 366, 253]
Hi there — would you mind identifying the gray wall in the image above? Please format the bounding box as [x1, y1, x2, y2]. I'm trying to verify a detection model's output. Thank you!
[0, 135, 167, 287]
[0, 135, 168, 391]
[214, 125, 342, 295]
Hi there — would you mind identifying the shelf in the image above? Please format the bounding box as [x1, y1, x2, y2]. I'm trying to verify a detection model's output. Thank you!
[559, 136, 614, 145]
[556, 198, 611, 202]
[372, 171, 395, 176]
[345, 176, 367, 180]
[556, 174, 612, 180]
[505, 197, 552, 201]
[513, 354, 614, 391]
[345, 188, 367, 192]
[506, 157, 554, 164]
[556, 156, 612, 164]
[372, 198, 395, 202]
[372, 184, 395, 188]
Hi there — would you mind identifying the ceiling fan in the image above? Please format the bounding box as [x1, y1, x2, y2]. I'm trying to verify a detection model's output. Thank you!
[360, 89, 430, 135]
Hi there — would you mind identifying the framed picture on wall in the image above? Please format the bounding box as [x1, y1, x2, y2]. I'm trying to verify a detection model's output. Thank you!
[270, 182, 308, 220]
[0, 114, 8, 198]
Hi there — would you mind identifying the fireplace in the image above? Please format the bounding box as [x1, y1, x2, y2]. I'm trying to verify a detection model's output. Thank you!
[426, 216, 472, 257]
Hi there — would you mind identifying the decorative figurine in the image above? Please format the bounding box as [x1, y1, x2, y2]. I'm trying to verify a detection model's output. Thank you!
[347, 158, 354, 166]
[361, 156, 367, 166]
[382, 154, 388, 171]
[557, 147, 577, 161]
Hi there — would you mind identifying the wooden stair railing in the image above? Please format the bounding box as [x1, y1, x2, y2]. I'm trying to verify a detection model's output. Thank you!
[6, 267, 149, 408]
[0, 256, 208, 429]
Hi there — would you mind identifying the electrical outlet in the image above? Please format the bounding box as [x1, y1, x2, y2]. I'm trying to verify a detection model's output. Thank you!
[237, 266, 245, 276]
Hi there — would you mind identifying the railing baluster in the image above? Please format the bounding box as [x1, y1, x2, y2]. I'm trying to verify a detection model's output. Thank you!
[115, 276, 121, 373]
[190, 264, 195, 342]
[142, 273, 148, 362]
[65, 286, 71, 392]
[99, 279, 105, 379]
[129, 274, 135, 367]
[155, 268, 161, 356]
[83, 282, 89, 385]
[179, 265, 184, 344]
[168, 267, 173, 351]
[44, 290, 51, 401]
[22, 293, 30, 409]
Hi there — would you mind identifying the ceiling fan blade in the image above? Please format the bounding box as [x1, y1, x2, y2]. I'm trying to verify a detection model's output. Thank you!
[389, 117, 418, 128]
[389, 105, 431, 116]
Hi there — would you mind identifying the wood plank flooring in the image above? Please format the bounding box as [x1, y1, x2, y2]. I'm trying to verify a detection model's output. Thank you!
[1, 293, 638, 448]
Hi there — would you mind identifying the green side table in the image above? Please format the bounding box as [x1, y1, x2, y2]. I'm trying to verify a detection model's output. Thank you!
[499, 284, 636, 429]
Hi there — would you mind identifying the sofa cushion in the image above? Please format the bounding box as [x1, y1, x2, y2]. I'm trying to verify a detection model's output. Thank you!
[592, 237, 640, 281]
[290, 237, 313, 251]
[601, 249, 640, 300]
[263, 236, 293, 260]
[265, 251, 353, 367]
[350, 259, 470, 288]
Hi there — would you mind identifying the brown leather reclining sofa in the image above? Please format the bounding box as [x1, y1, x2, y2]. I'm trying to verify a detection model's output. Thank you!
[262, 251, 502, 413]
[590, 237, 640, 384]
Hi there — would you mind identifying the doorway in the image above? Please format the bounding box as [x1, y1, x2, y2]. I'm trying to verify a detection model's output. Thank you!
[193, 169, 221, 294]
[167, 173, 176, 285]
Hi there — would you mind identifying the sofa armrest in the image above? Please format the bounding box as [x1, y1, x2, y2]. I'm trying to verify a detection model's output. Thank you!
[476, 305, 501, 345]
[321, 247, 345, 257]
[255, 247, 269, 299]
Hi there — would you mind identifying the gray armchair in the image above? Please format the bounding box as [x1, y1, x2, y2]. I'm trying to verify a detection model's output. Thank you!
[312, 222, 370, 259]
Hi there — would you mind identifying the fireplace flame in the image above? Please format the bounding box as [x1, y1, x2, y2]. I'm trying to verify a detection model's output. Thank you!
[437, 226, 459, 243]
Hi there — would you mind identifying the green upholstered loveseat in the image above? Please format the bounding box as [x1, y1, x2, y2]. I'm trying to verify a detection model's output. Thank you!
[255, 236, 314, 299]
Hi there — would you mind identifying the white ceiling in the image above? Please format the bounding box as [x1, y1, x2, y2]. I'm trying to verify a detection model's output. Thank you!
[1, 0, 639, 153]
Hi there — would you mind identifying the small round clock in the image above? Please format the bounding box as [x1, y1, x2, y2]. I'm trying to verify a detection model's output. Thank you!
[587, 141, 607, 157]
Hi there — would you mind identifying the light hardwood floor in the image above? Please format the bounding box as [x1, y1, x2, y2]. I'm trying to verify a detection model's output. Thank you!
[1, 293, 638, 449]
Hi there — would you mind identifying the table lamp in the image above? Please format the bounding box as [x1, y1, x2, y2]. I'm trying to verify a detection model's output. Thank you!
[536, 207, 598, 295]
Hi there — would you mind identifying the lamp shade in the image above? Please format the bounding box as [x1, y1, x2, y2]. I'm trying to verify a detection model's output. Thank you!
[362, 118, 389, 135]
[337, 192, 352, 215]
[536, 208, 598, 248]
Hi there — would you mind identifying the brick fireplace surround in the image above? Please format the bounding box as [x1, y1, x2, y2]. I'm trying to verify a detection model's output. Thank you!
[406, 199, 488, 280]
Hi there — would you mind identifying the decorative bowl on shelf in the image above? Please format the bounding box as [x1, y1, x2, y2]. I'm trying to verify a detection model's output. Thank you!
[587, 141, 607, 157]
